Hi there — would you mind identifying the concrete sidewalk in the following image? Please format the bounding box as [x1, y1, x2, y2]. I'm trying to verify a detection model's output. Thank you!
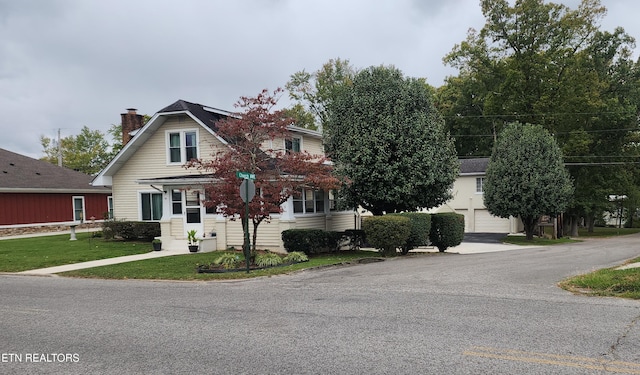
[6, 231, 637, 276]
[11, 240, 537, 276]
[16, 248, 189, 276]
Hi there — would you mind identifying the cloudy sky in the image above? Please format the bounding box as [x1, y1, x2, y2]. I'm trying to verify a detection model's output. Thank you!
[0, 0, 637, 159]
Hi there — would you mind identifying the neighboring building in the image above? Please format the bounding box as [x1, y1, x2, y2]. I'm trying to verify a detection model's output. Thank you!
[91, 101, 355, 252]
[0, 148, 112, 233]
[430, 158, 522, 233]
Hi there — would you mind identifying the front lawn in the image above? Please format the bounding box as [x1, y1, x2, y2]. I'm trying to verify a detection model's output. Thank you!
[501, 236, 579, 246]
[560, 257, 640, 299]
[0, 233, 151, 272]
[60, 250, 384, 280]
[577, 227, 640, 237]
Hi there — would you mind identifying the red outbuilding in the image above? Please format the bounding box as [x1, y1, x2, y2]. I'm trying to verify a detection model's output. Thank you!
[0, 148, 112, 234]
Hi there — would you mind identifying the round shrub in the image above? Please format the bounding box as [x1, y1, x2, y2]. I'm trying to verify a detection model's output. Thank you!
[429, 213, 465, 252]
[255, 252, 284, 267]
[362, 215, 410, 257]
[389, 212, 431, 255]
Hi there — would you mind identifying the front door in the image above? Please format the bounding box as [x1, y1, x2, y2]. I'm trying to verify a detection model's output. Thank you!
[183, 189, 204, 239]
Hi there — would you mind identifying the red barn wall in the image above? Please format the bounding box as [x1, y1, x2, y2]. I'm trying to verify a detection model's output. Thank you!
[0, 193, 111, 225]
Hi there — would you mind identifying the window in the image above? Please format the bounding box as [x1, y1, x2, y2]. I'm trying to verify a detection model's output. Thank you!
[167, 130, 198, 163]
[72, 196, 85, 222]
[476, 177, 485, 193]
[141, 192, 163, 221]
[293, 189, 325, 214]
[107, 196, 114, 219]
[171, 190, 182, 215]
[285, 137, 301, 153]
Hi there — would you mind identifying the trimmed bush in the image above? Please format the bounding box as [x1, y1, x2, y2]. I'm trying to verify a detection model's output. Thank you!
[362, 216, 410, 257]
[389, 212, 431, 255]
[281, 229, 343, 255]
[102, 220, 160, 241]
[429, 213, 465, 252]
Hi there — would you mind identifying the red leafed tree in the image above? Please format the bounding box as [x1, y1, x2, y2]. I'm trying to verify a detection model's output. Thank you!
[187, 88, 341, 253]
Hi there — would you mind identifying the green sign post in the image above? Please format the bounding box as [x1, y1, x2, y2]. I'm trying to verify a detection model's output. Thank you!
[237, 171, 255, 273]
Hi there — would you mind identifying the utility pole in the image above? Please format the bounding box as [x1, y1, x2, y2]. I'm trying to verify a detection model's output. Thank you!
[57, 128, 62, 167]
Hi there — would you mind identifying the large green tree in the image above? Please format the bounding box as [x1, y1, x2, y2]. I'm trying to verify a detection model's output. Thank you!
[325, 65, 459, 215]
[40, 126, 111, 175]
[285, 58, 356, 130]
[484, 122, 574, 240]
[438, 0, 640, 233]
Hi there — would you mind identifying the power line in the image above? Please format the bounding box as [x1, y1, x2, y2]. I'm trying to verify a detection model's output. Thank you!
[442, 111, 636, 119]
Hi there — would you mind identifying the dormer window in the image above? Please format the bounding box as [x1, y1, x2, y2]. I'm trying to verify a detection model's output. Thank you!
[167, 130, 198, 163]
[285, 136, 301, 153]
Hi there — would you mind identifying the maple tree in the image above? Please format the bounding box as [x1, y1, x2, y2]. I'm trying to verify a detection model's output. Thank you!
[187, 88, 341, 254]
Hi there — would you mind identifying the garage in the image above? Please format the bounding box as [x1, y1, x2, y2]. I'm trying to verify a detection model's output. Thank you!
[473, 209, 511, 233]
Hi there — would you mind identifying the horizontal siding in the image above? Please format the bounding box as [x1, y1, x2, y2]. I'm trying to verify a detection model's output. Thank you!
[113, 116, 225, 220]
[294, 215, 326, 230]
[225, 219, 283, 250]
[0, 192, 110, 225]
[329, 212, 357, 232]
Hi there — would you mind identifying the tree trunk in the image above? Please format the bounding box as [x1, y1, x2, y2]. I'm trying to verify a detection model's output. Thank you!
[523, 216, 538, 241]
[586, 214, 595, 233]
[570, 216, 579, 237]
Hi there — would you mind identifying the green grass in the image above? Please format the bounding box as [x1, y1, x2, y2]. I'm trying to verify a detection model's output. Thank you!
[501, 235, 579, 246]
[60, 250, 384, 280]
[577, 227, 640, 237]
[560, 257, 640, 299]
[0, 233, 152, 272]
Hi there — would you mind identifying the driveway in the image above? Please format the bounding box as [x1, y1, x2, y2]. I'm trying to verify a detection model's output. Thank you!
[463, 232, 508, 243]
[1, 234, 639, 374]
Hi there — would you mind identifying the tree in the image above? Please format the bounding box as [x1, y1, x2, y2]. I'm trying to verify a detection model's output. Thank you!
[325, 65, 459, 215]
[286, 58, 356, 130]
[484, 122, 573, 240]
[439, 0, 640, 233]
[40, 126, 111, 175]
[186, 88, 340, 254]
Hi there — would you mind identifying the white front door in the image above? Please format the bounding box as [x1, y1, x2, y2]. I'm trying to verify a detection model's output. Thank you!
[183, 189, 204, 239]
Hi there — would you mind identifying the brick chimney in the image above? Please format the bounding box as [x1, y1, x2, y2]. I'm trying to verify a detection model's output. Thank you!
[121, 108, 144, 145]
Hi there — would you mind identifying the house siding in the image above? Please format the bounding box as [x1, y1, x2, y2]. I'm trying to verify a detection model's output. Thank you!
[0, 192, 110, 225]
[112, 116, 225, 221]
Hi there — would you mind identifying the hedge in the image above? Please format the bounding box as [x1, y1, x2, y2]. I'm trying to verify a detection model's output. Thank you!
[102, 220, 160, 241]
[429, 213, 465, 252]
[362, 215, 410, 257]
[389, 212, 431, 255]
[281, 229, 343, 255]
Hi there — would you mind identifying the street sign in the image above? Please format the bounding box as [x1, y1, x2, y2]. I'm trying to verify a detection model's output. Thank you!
[236, 171, 256, 180]
[239, 179, 256, 203]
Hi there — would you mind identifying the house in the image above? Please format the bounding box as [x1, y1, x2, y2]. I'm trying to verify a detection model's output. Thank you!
[91, 101, 356, 252]
[0, 148, 112, 236]
[430, 158, 522, 233]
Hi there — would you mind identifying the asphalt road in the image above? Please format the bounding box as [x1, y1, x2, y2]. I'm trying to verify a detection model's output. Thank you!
[1, 234, 639, 374]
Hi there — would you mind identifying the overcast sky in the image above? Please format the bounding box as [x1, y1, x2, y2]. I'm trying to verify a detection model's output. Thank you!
[0, 0, 637, 159]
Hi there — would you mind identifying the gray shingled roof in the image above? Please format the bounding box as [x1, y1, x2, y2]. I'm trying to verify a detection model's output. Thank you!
[159, 100, 231, 134]
[460, 158, 489, 174]
[0, 148, 111, 192]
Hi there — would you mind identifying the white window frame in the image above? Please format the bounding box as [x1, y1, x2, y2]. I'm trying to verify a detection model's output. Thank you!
[107, 196, 114, 219]
[166, 129, 199, 164]
[285, 136, 302, 153]
[476, 177, 485, 194]
[72, 196, 85, 222]
[293, 188, 325, 215]
[139, 191, 163, 221]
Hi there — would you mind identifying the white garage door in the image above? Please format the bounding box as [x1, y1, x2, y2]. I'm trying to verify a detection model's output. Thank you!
[474, 209, 511, 233]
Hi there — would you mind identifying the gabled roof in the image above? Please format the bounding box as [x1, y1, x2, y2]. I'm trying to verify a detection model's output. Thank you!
[0, 148, 110, 193]
[92, 99, 323, 187]
[158, 100, 235, 133]
[460, 158, 489, 175]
